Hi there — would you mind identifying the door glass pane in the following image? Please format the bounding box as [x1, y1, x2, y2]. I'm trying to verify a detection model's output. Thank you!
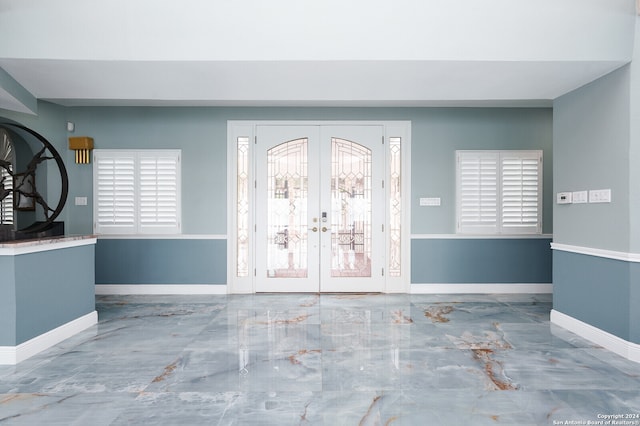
[266, 138, 308, 278]
[236, 136, 250, 277]
[330, 138, 371, 277]
[389, 137, 401, 277]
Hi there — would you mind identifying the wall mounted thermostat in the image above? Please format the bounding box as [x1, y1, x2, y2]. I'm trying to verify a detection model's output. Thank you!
[557, 192, 572, 204]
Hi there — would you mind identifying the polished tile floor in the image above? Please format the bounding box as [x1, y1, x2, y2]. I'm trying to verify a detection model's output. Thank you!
[1, 293, 639, 425]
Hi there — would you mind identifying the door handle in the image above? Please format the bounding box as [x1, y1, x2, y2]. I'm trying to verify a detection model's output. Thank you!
[322, 227, 330, 232]
[310, 227, 318, 232]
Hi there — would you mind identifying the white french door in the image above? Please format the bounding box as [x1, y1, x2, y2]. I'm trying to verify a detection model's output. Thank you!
[255, 125, 385, 292]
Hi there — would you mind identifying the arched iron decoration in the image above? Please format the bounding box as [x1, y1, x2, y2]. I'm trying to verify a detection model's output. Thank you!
[0, 122, 68, 235]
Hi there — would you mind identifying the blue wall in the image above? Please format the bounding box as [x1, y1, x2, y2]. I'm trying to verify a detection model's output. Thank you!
[412, 238, 552, 284]
[553, 67, 631, 251]
[409, 108, 553, 235]
[95, 239, 226, 285]
[62, 106, 553, 236]
[3, 104, 553, 288]
[553, 64, 638, 345]
[631, 266, 640, 343]
[553, 250, 635, 343]
[0, 256, 17, 345]
[1, 243, 95, 346]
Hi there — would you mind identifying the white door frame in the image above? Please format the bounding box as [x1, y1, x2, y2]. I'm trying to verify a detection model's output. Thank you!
[227, 120, 411, 294]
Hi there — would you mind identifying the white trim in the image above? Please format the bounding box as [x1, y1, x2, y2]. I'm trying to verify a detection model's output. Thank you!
[0, 237, 97, 256]
[0, 311, 97, 365]
[411, 234, 553, 240]
[551, 309, 640, 363]
[551, 243, 640, 263]
[96, 234, 226, 240]
[95, 284, 228, 295]
[411, 283, 553, 294]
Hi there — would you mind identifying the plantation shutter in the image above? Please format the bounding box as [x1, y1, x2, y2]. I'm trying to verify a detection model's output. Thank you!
[0, 166, 13, 225]
[457, 150, 542, 234]
[139, 151, 181, 233]
[501, 151, 542, 233]
[457, 151, 498, 233]
[1, 130, 13, 225]
[93, 150, 181, 234]
[94, 152, 136, 234]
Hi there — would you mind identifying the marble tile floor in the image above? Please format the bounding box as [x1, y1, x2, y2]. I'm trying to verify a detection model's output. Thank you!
[1, 293, 639, 425]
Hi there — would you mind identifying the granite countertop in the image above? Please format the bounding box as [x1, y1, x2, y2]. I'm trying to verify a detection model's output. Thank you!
[0, 235, 97, 253]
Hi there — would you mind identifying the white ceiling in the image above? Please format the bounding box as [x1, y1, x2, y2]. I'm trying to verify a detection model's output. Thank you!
[0, 59, 629, 109]
[0, 0, 636, 112]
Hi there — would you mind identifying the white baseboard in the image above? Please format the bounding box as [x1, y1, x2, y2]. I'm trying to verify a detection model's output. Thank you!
[95, 284, 228, 295]
[551, 309, 640, 363]
[0, 311, 98, 365]
[411, 283, 553, 294]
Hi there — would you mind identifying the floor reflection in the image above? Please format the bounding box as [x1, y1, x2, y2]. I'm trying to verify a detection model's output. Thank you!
[0, 293, 639, 425]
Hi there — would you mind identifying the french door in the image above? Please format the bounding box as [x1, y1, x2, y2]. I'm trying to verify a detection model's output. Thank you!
[255, 125, 384, 292]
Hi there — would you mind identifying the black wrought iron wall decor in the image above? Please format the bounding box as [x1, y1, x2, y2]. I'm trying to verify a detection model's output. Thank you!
[0, 122, 68, 240]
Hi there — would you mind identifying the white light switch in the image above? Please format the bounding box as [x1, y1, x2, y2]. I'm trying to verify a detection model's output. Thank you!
[589, 189, 611, 203]
[75, 196, 87, 206]
[420, 197, 441, 206]
[572, 191, 588, 204]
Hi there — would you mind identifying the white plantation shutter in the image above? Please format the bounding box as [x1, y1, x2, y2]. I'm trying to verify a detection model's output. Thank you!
[501, 152, 541, 233]
[457, 151, 498, 233]
[1, 166, 13, 225]
[139, 152, 180, 233]
[1, 130, 13, 225]
[457, 150, 542, 234]
[94, 152, 136, 233]
[93, 150, 181, 234]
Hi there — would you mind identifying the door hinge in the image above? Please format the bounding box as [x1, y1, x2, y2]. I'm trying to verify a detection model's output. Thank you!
[254, 268, 256, 276]
[382, 224, 384, 232]
[254, 136, 257, 144]
[382, 136, 385, 145]
[382, 267, 385, 276]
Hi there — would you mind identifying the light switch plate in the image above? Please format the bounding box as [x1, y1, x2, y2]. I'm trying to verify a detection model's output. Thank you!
[589, 189, 611, 203]
[419, 197, 441, 206]
[572, 190, 588, 204]
[75, 196, 87, 206]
